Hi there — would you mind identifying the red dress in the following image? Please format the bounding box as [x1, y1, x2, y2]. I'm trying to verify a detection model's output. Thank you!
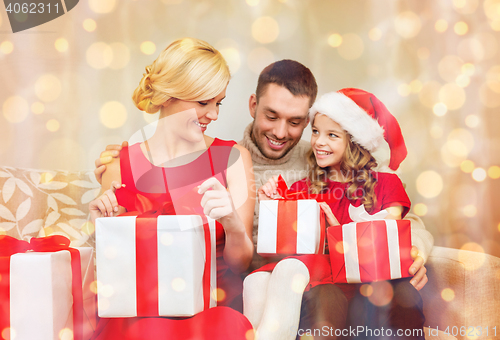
[91, 139, 253, 340]
[255, 172, 411, 295]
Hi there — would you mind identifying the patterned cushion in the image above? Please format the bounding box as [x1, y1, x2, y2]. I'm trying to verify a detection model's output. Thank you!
[0, 166, 100, 247]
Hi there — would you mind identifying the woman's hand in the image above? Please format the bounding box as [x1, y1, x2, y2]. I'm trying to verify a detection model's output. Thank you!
[258, 175, 282, 201]
[319, 202, 340, 227]
[89, 181, 122, 222]
[198, 177, 240, 229]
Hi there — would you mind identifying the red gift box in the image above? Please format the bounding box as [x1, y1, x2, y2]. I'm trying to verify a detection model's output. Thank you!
[0, 235, 92, 340]
[328, 219, 413, 283]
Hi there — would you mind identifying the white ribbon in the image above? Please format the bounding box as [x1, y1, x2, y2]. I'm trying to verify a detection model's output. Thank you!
[348, 204, 388, 222]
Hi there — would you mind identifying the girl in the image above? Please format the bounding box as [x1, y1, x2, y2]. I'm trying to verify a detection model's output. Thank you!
[245, 88, 424, 340]
[89, 38, 255, 340]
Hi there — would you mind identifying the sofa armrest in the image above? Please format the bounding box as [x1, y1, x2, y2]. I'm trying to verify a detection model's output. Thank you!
[420, 246, 500, 340]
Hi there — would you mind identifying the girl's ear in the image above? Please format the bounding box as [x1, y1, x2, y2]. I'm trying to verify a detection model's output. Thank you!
[162, 97, 174, 107]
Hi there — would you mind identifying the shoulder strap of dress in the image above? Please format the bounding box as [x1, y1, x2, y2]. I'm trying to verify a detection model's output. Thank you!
[211, 138, 237, 147]
[119, 145, 134, 188]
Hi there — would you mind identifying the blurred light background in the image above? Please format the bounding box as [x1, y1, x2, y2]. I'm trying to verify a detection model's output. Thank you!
[1, 0, 499, 256]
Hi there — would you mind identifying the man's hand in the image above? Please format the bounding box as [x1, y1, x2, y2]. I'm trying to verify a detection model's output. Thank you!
[409, 246, 428, 291]
[94, 141, 128, 184]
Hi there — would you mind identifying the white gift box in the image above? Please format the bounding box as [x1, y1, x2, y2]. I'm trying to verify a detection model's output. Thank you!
[257, 199, 324, 255]
[96, 215, 217, 317]
[9, 247, 96, 340]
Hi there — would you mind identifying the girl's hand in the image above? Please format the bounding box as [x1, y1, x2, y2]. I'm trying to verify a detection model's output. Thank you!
[258, 175, 282, 201]
[199, 177, 239, 227]
[319, 202, 340, 227]
[89, 181, 122, 222]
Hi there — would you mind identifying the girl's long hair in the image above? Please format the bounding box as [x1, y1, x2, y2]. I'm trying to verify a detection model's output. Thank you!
[306, 132, 379, 212]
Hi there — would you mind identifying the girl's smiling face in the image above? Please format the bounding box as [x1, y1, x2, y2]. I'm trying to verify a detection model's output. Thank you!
[310, 114, 348, 172]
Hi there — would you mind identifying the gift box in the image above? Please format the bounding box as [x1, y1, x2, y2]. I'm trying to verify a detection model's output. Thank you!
[328, 219, 412, 283]
[95, 214, 217, 317]
[257, 199, 325, 255]
[0, 236, 96, 340]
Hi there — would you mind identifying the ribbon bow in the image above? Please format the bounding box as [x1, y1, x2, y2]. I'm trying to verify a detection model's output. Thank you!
[348, 204, 389, 222]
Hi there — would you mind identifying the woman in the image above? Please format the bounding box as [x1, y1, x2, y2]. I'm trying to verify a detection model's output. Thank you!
[89, 38, 255, 340]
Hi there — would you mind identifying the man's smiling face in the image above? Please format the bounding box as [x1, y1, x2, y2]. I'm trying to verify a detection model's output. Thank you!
[249, 83, 310, 160]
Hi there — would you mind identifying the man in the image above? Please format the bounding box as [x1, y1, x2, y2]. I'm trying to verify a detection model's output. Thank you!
[95, 60, 432, 339]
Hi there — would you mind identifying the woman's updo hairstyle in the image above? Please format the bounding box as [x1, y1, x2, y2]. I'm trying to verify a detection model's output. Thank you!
[132, 38, 231, 114]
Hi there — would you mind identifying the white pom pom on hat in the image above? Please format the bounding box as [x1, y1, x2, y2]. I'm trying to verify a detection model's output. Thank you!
[309, 88, 407, 171]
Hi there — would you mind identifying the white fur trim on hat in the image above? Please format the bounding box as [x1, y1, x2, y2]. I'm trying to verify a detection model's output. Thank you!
[308, 92, 385, 152]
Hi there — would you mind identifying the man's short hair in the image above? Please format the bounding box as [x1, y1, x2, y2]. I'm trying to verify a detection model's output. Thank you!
[255, 59, 318, 108]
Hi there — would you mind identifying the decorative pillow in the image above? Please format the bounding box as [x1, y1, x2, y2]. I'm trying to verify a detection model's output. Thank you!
[0, 166, 100, 246]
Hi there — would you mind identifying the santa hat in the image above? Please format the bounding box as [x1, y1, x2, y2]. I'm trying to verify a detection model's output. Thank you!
[309, 88, 407, 171]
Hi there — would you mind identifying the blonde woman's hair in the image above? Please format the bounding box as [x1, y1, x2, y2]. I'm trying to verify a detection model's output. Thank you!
[306, 129, 379, 212]
[132, 38, 230, 114]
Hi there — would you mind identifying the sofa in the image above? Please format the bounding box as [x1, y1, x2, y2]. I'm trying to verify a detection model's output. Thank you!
[1, 165, 499, 340]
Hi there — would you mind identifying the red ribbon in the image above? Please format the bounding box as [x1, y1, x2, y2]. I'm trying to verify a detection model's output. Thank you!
[273, 176, 327, 254]
[0, 235, 83, 340]
[116, 187, 213, 316]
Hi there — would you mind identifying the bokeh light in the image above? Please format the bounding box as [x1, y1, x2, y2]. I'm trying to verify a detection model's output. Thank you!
[83, 18, 96, 32]
[55, 38, 68, 52]
[3, 96, 29, 123]
[245, 329, 256, 340]
[99, 101, 127, 129]
[417, 47, 430, 60]
[472, 167, 487, 182]
[369, 27, 382, 41]
[488, 166, 500, 179]
[458, 38, 485, 62]
[2, 327, 15, 340]
[456, 74, 470, 87]
[247, 47, 275, 74]
[140, 41, 156, 55]
[464, 115, 480, 128]
[337, 33, 364, 60]
[59, 328, 73, 340]
[160, 232, 174, 246]
[479, 83, 500, 108]
[328, 33, 342, 47]
[219, 47, 241, 74]
[430, 125, 443, 139]
[459, 242, 486, 270]
[394, 11, 421, 38]
[460, 160, 475, 173]
[87, 42, 113, 69]
[109, 42, 130, 70]
[433, 103, 447, 116]
[81, 221, 95, 236]
[398, 83, 411, 97]
[441, 288, 455, 301]
[435, 19, 448, 32]
[46, 119, 60, 132]
[454, 21, 469, 35]
[416, 171, 443, 198]
[35, 74, 62, 102]
[368, 281, 394, 306]
[419, 81, 441, 108]
[252, 17, 279, 44]
[246, 0, 259, 6]
[31, 102, 44, 115]
[447, 129, 474, 157]
[438, 55, 464, 82]
[462, 63, 475, 76]
[213, 288, 226, 302]
[453, 0, 479, 14]
[0, 41, 13, 54]
[438, 83, 466, 110]
[172, 278, 186, 292]
[89, 0, 116, 14]
[409, 79, 423, 93]
[486, 65, 500, 93]
[413, 203, 428, 216]
[359, 284, 373, 297]
[463, 205, 477, 217]
[484, 0, 500, 21]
